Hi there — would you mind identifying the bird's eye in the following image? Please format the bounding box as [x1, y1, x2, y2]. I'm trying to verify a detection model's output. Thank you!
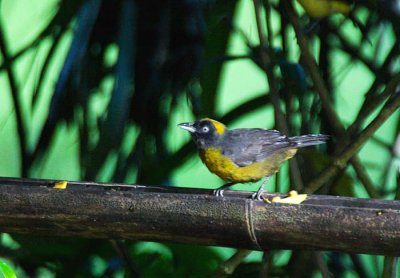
[202, 126, 210, 133]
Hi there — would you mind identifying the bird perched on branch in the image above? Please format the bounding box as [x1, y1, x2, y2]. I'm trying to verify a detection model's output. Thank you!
[178, 118, 329, 200]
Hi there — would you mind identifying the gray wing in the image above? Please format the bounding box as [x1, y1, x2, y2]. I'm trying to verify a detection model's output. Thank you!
[221, 128, 296, 167]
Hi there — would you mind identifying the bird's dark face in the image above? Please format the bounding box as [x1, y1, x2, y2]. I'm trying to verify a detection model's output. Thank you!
[178, 118, 226, 149]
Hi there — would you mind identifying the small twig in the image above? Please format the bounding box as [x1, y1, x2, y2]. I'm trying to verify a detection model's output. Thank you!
[350, 157, 380, 198]
[213, 249, 252, 278]
[258, 252, 269, 278]
[382, 256, 399, 278]
[395, 170, 400, 200]
[348, 73, 400, 136]
[305, 93, 400, 193]
[328, 23, 376, 73]
[350, 72, 400, 138]
[264, 2, 274, 48]
[109, 240, 140, 277]
[314, 252, 330, 278]
[0, 36, 42, 72]
[32, 30, 64, 108]
[349, 254, 369, 278]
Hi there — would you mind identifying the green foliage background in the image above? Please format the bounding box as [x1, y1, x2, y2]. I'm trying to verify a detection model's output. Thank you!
[0, 0, 399, 277]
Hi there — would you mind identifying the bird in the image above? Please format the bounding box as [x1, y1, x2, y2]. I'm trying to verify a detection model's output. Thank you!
[296, 0, 351, 18]
[178, 118, 329, 200]
[296, 0, 369, 40]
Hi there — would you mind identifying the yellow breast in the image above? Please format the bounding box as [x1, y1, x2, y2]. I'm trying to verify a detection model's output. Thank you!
[199, 148, 297, 183]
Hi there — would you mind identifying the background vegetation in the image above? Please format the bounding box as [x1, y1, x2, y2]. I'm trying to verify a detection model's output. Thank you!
[0, 0, 399, 277]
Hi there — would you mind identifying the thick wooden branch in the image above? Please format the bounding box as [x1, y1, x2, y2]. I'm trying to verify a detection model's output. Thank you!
[0, 177, 399, 255]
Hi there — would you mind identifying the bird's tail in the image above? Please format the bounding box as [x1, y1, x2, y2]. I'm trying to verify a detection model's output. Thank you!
[289, 134, 330, 148]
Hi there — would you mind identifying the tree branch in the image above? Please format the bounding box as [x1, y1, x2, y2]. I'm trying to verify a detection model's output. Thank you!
[213, 249, 252, 277]
[283, 2, 400, 196]
[305, 93, 400, 193]
[0, 177, 399, 256]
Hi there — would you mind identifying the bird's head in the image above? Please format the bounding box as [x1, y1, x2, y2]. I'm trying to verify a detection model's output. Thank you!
[178, 118, 226, 149]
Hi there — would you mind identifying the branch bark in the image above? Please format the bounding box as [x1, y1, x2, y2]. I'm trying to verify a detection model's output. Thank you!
[0, 177, 399, 255]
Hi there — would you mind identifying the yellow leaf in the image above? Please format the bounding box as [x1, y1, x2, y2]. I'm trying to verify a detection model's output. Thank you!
[53, 181, 68, 189]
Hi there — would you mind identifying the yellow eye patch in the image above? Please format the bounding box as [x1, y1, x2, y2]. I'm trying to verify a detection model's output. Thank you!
[203, 118, 226, 135]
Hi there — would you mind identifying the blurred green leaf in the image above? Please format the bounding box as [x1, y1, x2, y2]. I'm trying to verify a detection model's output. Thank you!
[0, 260, 16, 278]
[168, 244, 223, 277]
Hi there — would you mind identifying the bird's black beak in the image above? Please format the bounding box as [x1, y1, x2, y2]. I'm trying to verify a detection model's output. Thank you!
[178, 122, 196, 133]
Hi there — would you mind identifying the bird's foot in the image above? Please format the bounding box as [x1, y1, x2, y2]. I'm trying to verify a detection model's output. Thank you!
[251, 177, 269, 201]
[213, 182, 235, 197]
[251, 190, 264, 201]
[213, 189, 225, 197]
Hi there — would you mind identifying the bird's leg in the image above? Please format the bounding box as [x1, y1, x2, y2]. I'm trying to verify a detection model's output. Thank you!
[213, 182, 235, 197]
[252, 176, 270, 200]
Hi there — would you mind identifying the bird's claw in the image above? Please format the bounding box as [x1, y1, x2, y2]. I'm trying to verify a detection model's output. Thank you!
[213, 189, 224, 197]
[251, 191, 264, 201]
